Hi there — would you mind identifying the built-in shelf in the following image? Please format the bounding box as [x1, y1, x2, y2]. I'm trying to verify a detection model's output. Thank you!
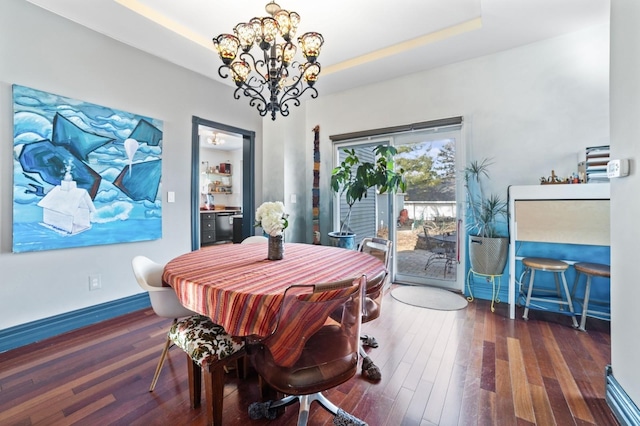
[506, 183, 611, 319]
[205, 171, 232, 194]
[208, 188, 232, 194]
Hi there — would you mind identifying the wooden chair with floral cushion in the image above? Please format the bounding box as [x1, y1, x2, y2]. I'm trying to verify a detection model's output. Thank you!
[133, 255, 245, 425]
[168, 315, 246, 426]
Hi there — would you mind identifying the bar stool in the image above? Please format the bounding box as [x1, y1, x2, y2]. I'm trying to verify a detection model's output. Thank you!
[571, 262, 611, 331]
[521, 257, 578, 328]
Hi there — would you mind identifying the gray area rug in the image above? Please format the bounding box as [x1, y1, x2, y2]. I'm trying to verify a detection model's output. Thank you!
[391, 285, 468, 311]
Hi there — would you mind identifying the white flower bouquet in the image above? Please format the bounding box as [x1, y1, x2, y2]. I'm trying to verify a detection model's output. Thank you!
[255, 201, 288, 237]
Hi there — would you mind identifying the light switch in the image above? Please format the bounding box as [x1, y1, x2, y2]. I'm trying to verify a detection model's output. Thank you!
[167, 191, 175, 203]
[290, 193, 297, 204]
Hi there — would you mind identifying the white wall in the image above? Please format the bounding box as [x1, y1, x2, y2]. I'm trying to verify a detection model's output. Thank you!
[0, 0, 261, 329]
[610, 0, 640, 407]
[263, 106, 309, 242]
[272, 24, 610, 245]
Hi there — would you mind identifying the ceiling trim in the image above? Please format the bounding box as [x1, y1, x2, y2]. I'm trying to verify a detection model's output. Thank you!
[324, 17, 483, 76]
[115, 0, 482, 77]
[115, 0, 214, 51]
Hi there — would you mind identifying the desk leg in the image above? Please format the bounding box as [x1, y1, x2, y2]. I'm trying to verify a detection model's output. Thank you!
[466, 269, 475, 302]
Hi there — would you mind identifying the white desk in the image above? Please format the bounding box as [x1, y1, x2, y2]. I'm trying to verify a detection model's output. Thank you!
[507, 184, 610, 319]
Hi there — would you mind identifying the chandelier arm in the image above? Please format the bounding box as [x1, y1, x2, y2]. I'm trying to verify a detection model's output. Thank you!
[278, 70, 314, 103]
[235, 82, 269, 115]
[240, 52, 269, 86]
[279, 85, 318, 115]
[268, 83, 317, 120]
[217, 64, 266, 98]
[217, 65, 231, 80]
[244, 75, 268, 94]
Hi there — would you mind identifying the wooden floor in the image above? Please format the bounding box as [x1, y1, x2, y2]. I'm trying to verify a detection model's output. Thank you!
[0, 287, 618, 426]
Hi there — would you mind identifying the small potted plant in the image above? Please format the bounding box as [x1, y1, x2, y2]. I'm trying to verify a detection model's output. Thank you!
[464, 158, 509, 275]
[329, 145, 406, 249]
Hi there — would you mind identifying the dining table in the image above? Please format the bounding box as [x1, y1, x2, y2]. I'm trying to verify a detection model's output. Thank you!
[162, 242, 387, 338]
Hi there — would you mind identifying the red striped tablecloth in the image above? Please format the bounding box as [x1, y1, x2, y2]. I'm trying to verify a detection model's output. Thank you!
[162, 242, 386, 337]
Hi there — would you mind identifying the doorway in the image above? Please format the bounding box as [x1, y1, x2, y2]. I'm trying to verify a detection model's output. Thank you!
[392, 128, 463, 291]
[191, 117, 255, 251]
[331, 121, 464, 291]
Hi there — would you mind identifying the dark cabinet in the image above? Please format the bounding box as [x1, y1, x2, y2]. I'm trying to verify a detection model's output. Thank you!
[200, 212, 216, 245]
[200, 211, 240, 246]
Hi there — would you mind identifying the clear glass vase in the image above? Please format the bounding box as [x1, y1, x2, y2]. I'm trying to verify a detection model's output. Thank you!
[268, 235, 284, 260]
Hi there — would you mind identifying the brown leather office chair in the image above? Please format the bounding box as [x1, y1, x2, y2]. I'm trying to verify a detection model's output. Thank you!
[247, 276, 367, 426]
[358, 237, 392, 381]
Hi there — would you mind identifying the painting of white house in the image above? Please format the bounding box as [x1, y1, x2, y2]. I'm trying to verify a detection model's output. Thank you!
[12, 85, 163, 253]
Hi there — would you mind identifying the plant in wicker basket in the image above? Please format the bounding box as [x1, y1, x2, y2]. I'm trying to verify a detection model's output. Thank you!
[464, 159, 508, 275]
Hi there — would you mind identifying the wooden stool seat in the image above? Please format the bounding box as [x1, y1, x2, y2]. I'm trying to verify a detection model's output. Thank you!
[572, 262, 611, 331]
[522, 257, 569, 271]
[521, 257, 578, 328]
[574, 262, 610, 278]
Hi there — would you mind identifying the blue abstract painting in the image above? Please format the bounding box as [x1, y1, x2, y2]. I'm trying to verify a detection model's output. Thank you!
[12, 84, 163, 253]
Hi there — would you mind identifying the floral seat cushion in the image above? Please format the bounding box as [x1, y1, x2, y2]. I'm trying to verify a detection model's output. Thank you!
[168, 315, 244, 367]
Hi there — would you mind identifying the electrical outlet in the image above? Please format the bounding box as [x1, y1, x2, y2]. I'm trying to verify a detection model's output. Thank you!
[89, 274, 101, 291]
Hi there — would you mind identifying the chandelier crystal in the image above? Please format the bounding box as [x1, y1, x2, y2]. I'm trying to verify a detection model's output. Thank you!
[213, 1, 324, 120]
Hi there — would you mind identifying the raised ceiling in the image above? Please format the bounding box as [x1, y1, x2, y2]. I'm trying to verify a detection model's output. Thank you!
[25, 0, 609, 96]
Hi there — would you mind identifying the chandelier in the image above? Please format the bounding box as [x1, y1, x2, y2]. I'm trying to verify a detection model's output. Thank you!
[213, 1, 324, 120]
[207, 133, 225, 146]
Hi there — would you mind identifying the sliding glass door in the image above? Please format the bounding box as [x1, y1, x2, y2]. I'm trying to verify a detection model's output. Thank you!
[333, 126, 464, 291]
[392, 129, 463, 290]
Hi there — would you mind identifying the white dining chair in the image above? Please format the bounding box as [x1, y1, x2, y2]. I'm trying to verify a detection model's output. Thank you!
[131, 255, 197, 391]
[241, 235, 268, 244]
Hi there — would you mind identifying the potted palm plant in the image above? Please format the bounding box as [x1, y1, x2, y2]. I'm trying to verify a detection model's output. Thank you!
[329, 145, 406, 249]
[464, 158, 509, 275]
